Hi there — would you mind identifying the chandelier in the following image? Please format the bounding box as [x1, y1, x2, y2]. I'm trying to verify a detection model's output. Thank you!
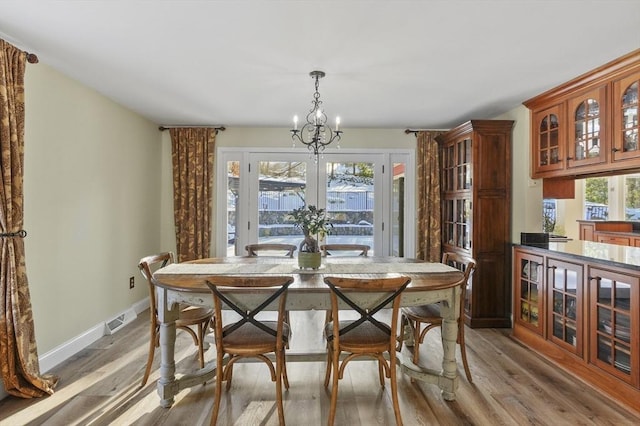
[290, 70, 342, 156]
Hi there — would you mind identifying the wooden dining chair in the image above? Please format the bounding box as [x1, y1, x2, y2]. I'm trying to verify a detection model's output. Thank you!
[245, 242, 297, 333]
[323, 275, 411, 426]
[245, 243, 297, 257]
[399, 252, 476, 383]
[319, 244, 371, 323]
[205, 275, 294, 426]
[320, 244, 370, 257]
[137, 252, 213, 387]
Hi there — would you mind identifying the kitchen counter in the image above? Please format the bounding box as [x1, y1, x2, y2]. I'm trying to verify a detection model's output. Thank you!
[515, 240, 640, 270]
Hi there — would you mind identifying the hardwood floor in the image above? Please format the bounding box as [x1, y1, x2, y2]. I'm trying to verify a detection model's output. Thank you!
[0, 310, 638, 426]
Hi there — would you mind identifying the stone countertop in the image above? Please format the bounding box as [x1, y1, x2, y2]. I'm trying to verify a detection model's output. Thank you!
[515, 240, 640, 271]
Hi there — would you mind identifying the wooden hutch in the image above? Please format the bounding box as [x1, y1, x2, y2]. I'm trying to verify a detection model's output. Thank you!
[436, 120, 513, 328]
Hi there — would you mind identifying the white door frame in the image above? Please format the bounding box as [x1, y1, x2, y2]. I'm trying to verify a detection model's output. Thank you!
[216, 148, 414, 257]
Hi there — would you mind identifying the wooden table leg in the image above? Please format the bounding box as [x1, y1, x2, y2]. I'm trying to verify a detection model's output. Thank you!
[156, 287, 179, 408]
[439, 286, 460, 401]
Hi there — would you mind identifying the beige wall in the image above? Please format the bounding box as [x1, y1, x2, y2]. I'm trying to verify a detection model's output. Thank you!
[494, 105, 543, 242]
[158, 127, 416, 257]
[213, 127, 415, 149]
[23, 64, 161, 354]
[159, 120, 540, 255]
[20, 62, 538, 368]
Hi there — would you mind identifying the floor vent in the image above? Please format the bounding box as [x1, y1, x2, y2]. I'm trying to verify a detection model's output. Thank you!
[104, 308, 137, 335]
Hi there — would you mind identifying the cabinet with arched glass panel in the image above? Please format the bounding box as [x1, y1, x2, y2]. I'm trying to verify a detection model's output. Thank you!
[525, 49, 640, 179]
[567, 86, 607, 169]
[532, 104, 565, 176]
[612, 71, 640, 162]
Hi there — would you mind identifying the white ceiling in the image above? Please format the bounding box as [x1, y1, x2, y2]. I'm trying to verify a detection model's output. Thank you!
[1, 1, 639, 129]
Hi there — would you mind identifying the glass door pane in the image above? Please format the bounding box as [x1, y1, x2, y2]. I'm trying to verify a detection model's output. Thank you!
[391, 162, 405, 257]
[323, 160, 375, 254]
[221, 149, 413, 258]
[226, 160, 240, 256]
[254, 159, 308, 249]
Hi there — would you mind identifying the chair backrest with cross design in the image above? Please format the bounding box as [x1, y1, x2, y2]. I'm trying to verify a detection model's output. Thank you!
[205, 275, 294, 425]
[323, 274, 411, 426]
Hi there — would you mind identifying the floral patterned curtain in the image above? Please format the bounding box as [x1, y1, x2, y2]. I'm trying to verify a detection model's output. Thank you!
[170, 128, 216, 262]
[0, 39, 57, 397]
[416, 131, 444, 262]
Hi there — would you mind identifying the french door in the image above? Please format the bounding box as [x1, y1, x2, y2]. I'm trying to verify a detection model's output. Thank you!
[216, 149, 414, 257]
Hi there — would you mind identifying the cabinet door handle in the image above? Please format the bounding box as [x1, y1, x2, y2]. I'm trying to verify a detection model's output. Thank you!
[566, 157, 573, 161]
[612, 147, 620, 152]
[587, 276, 601, 281]
[547, 265, 557, 270]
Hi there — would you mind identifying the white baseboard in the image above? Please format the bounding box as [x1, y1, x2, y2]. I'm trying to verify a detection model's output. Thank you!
[0, 297, 149, 401]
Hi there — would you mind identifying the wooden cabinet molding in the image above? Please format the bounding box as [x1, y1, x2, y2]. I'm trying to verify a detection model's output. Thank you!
[524, 49, 640, 179]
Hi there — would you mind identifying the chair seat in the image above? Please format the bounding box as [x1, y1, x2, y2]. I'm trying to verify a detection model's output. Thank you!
[206, 275, 293, 425]
[325, 320, 390, 352]
[402, 303, 440, 322]
[399, 252, 476, 385]
[178, 305, 214, 325]
[138, 252, 213, 388]
[223, 321, 290, 352]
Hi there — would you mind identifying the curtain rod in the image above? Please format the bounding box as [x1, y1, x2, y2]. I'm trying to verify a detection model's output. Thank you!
[0, 37, 39, 62]
[159, 125, 226, 132]
[26, 52, 38, 63]
[404, 128, 449, 134]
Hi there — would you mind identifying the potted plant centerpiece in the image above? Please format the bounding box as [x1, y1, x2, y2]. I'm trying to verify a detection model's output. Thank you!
[290, 204, 332, 269]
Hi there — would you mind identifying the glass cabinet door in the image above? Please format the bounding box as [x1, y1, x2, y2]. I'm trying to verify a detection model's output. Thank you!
[455, 138, 472, 190]
[440, 135, 472, 252]
[441, 144, 455, 192]
[533, 105, 565, 174]
[613, 72, 640, 162]
[567, 86, 606, 168]
[589, 267, 638, 386]
[516, 251, 544, 334]
[547, 258, 583, 355]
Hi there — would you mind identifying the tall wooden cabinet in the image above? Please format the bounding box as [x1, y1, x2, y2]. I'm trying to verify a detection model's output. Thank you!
[436, 120, 514, 328]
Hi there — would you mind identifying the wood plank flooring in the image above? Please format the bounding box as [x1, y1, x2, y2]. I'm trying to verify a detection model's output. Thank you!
[0, 310, 638, 426]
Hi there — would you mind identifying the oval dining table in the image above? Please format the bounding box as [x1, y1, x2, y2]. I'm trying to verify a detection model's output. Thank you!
[152, 256, 465, 408]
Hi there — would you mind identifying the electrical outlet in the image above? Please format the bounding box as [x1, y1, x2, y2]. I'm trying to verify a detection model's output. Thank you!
[129, 276, 135, 289]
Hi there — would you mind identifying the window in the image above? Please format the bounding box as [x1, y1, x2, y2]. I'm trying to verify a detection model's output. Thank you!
[625, 174, 640, 219]
[216, 148, 414, 257]
[584, 177, 609, 220]
[543, 199, 557, 233]
[578, 174, 640, 220]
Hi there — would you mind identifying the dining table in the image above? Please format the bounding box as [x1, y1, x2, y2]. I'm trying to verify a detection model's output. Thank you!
[152, 256, 465, 408]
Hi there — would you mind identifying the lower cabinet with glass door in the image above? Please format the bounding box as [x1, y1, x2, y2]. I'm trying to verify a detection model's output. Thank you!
[512, 245, 639, 414]
[588, 267, 638, 386]
[514, 250, 544, 335]
[547, 258, 584, 357]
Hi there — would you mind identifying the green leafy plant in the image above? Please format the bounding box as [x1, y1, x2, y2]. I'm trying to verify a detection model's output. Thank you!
[289, 205, 332, 253]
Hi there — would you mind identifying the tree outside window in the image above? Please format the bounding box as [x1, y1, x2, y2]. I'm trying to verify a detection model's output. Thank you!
[625, 174, 640, 219]
[585, 177, 608, 219]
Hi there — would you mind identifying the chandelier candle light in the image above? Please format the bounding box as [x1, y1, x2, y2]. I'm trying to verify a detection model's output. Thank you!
[291, 70, 342, 157]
